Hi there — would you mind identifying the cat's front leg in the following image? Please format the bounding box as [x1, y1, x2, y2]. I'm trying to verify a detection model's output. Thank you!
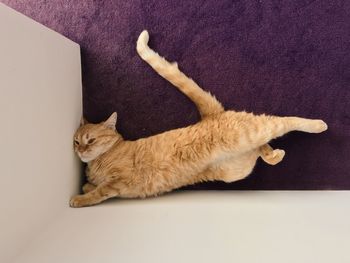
[82, 183, 96, 193]
[70, 183, 118, 208]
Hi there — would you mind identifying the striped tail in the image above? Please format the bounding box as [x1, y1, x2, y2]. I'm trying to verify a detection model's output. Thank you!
[136, 30, 224, 118]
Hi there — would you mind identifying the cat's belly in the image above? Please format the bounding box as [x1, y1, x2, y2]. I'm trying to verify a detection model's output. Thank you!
[86, 137, 259, 198]
[131, 151, 260, 197]
[210, 150, 260, 183]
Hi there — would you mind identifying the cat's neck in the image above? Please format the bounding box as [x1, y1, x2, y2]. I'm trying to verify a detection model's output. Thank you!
[88, 135, 124, 164]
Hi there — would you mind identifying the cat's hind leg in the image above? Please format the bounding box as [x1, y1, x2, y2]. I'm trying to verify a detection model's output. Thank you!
[198, 145, 286, 184]
[296, 118, 328, 133]
[199, 146, 285, 183]
[199, 150, 260, 183]
[198, 146, 285, 183]
[267, 117, 327, 137]
[230, 114, 328, 153]
[255, 117, 326, 164]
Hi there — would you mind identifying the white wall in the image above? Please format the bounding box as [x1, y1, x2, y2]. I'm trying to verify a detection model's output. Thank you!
[0, 4, 82, 262]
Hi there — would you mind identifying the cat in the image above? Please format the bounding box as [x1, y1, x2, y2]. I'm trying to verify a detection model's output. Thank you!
[70, 30, 327, 207]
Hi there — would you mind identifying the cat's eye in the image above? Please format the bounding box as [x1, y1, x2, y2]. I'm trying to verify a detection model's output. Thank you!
[87, 138, 96, 144]
[74, 140, 79, 145]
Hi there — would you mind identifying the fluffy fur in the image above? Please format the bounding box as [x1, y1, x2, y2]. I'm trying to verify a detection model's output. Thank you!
[70, 30, 327, 207]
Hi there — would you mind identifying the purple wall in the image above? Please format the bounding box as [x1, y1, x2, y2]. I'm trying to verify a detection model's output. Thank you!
[3, 0, 349, 189]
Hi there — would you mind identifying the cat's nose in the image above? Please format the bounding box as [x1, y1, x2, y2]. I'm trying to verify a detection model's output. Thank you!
[78, 146, 86, 152]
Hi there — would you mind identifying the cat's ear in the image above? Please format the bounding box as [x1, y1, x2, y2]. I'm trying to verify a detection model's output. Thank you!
[103, 112, 117, 130]
[80, 117, 88, 126]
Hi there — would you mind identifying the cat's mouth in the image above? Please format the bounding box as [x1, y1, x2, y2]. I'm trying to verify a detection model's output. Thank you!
[78, 152, 94, 163]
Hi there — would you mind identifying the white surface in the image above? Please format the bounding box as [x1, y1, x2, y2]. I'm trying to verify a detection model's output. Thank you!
[0, 3, 82, 263]
[13, 191, 350, 263]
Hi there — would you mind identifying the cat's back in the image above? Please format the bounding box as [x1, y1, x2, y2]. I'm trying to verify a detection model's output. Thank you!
[144, 110, 251, 140]
[98, 110, 251, 166]
[135, 110, 246, 153]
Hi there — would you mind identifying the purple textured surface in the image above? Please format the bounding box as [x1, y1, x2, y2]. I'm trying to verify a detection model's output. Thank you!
[2, 0, 349, 189]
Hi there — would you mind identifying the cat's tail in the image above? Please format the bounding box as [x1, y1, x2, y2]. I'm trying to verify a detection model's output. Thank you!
[136, 30, 224, 118]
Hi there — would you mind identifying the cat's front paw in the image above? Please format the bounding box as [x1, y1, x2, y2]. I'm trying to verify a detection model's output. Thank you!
[70, 195, 86, 208]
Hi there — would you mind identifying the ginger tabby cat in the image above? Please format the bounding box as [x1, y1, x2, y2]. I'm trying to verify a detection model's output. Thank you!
[70, 30, 327, 207]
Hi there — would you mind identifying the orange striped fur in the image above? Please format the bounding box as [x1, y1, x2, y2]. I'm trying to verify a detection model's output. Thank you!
[70, 31, 327, 207]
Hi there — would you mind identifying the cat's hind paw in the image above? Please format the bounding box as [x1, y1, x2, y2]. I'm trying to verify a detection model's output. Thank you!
[311, 120, 328, 133]
[303, 120, 328, 133]
[262, 149, 285, 165]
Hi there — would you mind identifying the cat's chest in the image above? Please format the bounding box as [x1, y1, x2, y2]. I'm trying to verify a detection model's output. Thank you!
[85, 164, 109, 185]
[86, 155, 132, 185]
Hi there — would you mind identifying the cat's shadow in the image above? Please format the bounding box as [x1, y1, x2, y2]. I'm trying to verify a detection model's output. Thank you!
[99, 189, 271, 207]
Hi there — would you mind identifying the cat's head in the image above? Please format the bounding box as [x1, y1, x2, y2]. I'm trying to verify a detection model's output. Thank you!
[73, 112, 122, 163]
